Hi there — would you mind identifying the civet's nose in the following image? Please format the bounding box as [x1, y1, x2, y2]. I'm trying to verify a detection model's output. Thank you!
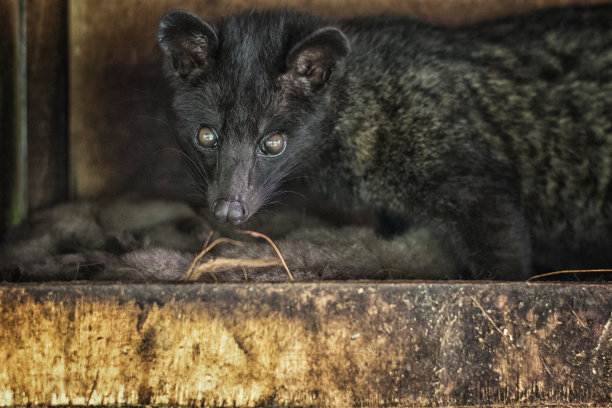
[212, 198, 249, 225]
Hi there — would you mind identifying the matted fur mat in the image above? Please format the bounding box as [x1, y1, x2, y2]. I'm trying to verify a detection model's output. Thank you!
[0, 196, 458, 282]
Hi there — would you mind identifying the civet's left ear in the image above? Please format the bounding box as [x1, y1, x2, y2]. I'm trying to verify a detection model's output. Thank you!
[157, 10, 218, 81]
[283, 27, 350, 93]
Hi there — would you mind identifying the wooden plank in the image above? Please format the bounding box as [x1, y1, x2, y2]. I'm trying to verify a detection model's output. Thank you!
[0, 0, 18, 227]
[26, 0, 68, 210]
[68, 0, 190, 199]
[0, 0, 27, 228]
[67, 0, 609, 200]
[0, 281, 610, 406]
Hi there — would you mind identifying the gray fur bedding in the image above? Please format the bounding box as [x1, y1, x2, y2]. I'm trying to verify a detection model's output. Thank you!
[0, 196, 458, 282]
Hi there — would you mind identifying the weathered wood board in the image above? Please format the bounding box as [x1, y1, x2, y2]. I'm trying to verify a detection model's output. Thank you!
[0, 281, 610, 407]
[0, 0, 27, 229]
[0, 0, 19, 227]
[26, 0, 68, 210]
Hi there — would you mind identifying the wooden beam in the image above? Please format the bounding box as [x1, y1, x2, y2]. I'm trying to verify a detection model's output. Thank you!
[0, 0, 27, 228]
[26, 0, 68, 210]
[0, 281, 610, 406]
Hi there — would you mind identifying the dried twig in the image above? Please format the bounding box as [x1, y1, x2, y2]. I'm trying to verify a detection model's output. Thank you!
[184, 229, 293, 282]
[187, 257, 282, 281]
[202, 230, 214, 249]
[570, 307, 588, 329]
[527, 269, 612, 282]
[184, 236, 244, 281]
[240, 230, 294, 281]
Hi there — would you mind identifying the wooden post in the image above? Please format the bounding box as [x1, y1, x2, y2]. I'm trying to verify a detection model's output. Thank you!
[26, 0, 68, 210]
[0, 0, 27, 228]
[0, 281, 610, 406]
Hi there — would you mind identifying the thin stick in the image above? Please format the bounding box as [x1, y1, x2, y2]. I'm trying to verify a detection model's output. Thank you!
[241, 230, 294, 281]
[194, 231, 215, 280]
[570, 307, 588, 329]
[202, 230, 214, 249]
[241, 266, 248, 281]
[527, 269, 612, 282]
[186, 257, 282, 281]
[184, 237, 244, 281]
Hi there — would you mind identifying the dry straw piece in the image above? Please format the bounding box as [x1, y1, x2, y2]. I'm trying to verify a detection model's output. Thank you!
[527, 269, 612, 282]
[183, 230, 293, 281]
[240, 230, 294, 281]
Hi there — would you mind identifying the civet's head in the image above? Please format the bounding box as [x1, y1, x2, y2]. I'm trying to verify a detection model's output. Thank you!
[158, 9, 349, 224]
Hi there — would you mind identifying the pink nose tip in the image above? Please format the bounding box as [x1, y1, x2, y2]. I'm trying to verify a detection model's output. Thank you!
[212, 198, 248, 224]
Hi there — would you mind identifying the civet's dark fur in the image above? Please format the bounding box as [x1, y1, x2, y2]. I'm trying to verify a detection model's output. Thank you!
[158, 5, 612, 279]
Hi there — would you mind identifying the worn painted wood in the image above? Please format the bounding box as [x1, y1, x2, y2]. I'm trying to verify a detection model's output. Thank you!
[0, 281, 610, 407]
[26, 0, 68, 210]
[67, 0, 609, 199]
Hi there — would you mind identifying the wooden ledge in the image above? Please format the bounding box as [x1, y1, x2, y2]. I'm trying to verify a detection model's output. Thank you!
[0, 281, 610, 407]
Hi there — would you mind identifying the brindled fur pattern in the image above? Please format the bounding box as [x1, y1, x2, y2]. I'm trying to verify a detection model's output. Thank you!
[157, 4, 612, 279]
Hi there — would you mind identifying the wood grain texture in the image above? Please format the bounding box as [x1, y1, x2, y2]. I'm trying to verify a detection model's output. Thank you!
[26, 0, 68, 210]
[0, 0, 19, 228]
[0, 0, 27, 228]
[68, 0, 610, 199]
[0, 282, 610, 406]
[68, 0, 187, 199]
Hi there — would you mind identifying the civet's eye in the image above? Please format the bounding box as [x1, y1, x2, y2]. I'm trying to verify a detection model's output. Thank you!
[196, 125, 218, 149]
[260, 132, 286, 156]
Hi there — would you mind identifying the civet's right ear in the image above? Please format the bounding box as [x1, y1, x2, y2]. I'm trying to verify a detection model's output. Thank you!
[283, 27, 350, 93]
[157, 10, 218, 81]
